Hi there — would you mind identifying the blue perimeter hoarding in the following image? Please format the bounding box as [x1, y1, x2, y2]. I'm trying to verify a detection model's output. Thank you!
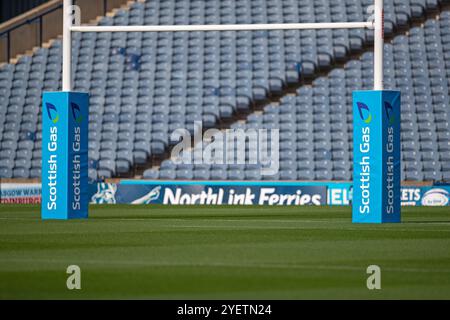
[328, 183, 450, 207]
[2, 182, 449, 207]
[89, 181, 328, 206]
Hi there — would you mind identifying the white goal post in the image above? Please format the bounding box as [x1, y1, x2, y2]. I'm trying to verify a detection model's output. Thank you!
[62, 0, 384, 92]
[43, 0, 398, 222]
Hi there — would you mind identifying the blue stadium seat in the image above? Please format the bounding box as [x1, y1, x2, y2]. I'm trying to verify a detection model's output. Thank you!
[1, 3, 449, 183]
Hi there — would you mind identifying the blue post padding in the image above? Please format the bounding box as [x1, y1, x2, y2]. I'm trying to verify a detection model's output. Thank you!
[41, 92, 89, 220]
[352, 90, 401, 223]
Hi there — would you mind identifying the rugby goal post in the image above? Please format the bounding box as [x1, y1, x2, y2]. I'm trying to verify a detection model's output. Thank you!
[41, 0, 400, 223]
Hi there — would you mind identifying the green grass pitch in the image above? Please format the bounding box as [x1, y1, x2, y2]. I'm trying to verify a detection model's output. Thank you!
[0, 204, 449, 299]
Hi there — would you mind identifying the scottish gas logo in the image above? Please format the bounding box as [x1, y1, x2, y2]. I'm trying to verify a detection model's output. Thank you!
[71, 103, 83, 124]
[357, 102, 372, 124]
[45, 102, 59, 210]
[357, 101, 371, 214]
[384, 101, 395, 125]
[46, 102, 60, 124]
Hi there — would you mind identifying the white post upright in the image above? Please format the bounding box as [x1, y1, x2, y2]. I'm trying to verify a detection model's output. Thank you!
[42, 0, 89, 220]
[63, 0, 72, 91]
[374, 0, 384, 90]
[352, 0, 401, 224]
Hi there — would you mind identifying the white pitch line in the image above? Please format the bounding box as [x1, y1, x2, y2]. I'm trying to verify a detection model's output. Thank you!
[163, 224, 450, 233]
[0, 217, 40, 221]
[78, 216, 450, 229]
[1, 217, 450, 232]
[94, 218, 342, 223]
[1, 257, 450, 274]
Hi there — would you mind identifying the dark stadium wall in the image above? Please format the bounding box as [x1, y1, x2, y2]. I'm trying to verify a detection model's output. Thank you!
[1, 0, 51, 23]
[0, 0, 130, 63]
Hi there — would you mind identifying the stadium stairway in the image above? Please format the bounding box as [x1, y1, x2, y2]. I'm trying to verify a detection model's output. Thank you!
[0, 0, 450, 181]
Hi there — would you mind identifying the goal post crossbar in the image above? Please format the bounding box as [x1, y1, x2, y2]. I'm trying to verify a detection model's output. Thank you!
[62, 0, 384, 91]
[70, 22, 373, 33]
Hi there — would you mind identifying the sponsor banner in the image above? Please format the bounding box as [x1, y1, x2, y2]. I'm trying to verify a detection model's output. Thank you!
[401, 186, 450, 206]
[1, 182, 448, 207]
[0, 183, 41, 204]
[41, 92, 89, 219]
[328, 183, 450, 207]
[352, 90, 401, 223]
[90, 181, 328, 206]
[327, 183, 353, 206]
